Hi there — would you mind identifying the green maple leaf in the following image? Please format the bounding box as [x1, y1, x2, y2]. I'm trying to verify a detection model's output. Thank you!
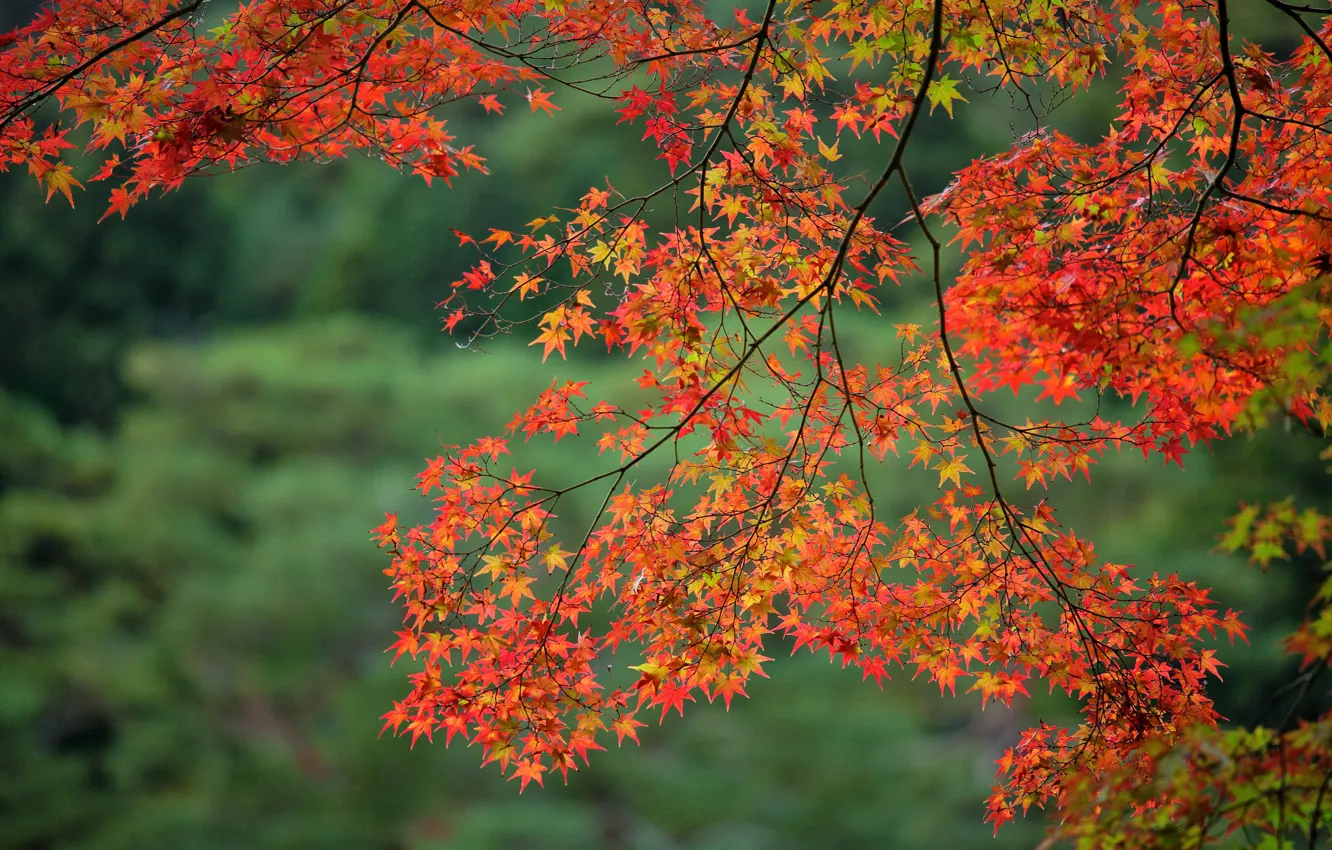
[927, 75, 967, 118]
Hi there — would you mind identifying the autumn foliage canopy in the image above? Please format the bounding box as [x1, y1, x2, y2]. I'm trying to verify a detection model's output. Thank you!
[6, 0, 1332, 844]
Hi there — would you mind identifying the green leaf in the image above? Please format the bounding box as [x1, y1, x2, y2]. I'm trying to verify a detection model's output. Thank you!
[927, 76, 967, 118]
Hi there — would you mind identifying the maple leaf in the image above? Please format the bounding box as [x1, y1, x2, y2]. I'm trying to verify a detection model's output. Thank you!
[525, 89, 559, 115]
[612, 714, 644, 744]
[628, 659, 670, 685]
[485, 229, 514, 248]
[99, 186, 133, 222]
[710, 674, 749, 709]
[371, 514, 400, 548]
[543, 544, 571, 573]
[39, 162, 81, 206]
[509, 272, 542, 299]
[1036, 371, 1080, 405]
[926, 75, 967, 118]
[500, 575, 536, 605]
[512, 758, 546, 791]
[531, 308, 570, 361]
[654, 679, 695, 721]
[831, 104, 862, 136]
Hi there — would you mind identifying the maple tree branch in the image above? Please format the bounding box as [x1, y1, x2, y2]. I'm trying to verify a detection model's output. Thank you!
[1309, 766, 1332, 849]
[437, 0, 931, 687]
[1164, 0, 1247, 330]
[487, 472, 630, 709]
[901, 123, 1179, 737]
[1244, 108, 1332, 136]
[696, 0, 777, 189]
[689, 0, 807, 382]
[689, 0, 776, 252]
[973, 0, 1038, 105]
[1265, 0, 1332, 11]
[0, 0, 206, 138]
[1270, 662, 1328, 733]
[718, 0, 956, 578]
[824, 287, 877, 517]
[1215, 187, 1332, 222]
[251, 0, 359, 70]
[903, 163, 1113, 677]
[1063, 71, 1224, 198]
[628, 29, 764, 66]
[437, 2, 790, 346]
[1263, 0, 1332, 69]
[417, 7, 628, 100]
[885, 0, 1128, 711]
[345, 1, 420, 116]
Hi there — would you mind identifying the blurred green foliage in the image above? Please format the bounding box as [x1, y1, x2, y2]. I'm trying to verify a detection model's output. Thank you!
[0, 319, 1052, 849]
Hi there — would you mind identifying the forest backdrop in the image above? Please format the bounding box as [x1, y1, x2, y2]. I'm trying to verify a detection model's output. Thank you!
[0, 1, 1327, 848]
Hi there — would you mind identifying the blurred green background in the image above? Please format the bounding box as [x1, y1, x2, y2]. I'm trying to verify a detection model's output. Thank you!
[1, 4, 1326, 848]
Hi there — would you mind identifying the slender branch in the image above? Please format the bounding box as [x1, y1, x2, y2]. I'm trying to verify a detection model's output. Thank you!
[0, 0, 206, 137]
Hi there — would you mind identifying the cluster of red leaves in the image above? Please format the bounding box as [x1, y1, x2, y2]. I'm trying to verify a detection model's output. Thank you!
[7, 0, 1332, 844]
[944, 5, 1332, 455]
[0, 0, 561, 212]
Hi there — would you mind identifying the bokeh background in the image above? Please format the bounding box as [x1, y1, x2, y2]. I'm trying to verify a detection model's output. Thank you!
[1, 3, 1326, 848]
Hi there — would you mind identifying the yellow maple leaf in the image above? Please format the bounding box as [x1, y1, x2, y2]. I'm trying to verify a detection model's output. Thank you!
[934, 455, 973, 487]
